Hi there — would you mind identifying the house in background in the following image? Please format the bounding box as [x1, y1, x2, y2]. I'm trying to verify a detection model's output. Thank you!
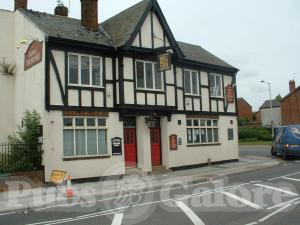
[281, 80, 300, 125]
[237, 98, 253, 122]
[259, 99, 281, 127]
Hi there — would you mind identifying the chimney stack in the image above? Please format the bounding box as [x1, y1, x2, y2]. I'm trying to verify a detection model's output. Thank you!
[54, 4, 69, 17]
[81, 0, 99, 31]
[15, 0, 27, 11]
[289, 80, 296, 93]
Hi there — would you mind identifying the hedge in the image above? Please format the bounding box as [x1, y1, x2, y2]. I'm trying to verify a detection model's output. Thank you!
[239, 127, 272, 142]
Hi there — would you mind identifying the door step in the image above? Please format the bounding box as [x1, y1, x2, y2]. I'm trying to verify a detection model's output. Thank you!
[151, 166, 170, 175]
[125, 168, 147, 176]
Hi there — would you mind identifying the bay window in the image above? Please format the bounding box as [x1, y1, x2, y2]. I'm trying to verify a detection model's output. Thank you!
[184, 70, 199, 95]
[209, 73, 223, 97]
[187, 118, 219, 145]
[136, 60, 163, 90]
[63, 117, 108, 157]
[68, 53, 102, 87]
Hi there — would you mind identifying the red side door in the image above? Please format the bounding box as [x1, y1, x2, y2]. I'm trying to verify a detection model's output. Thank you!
[150, 128, 161, 166]
[124, 128, 137, 167]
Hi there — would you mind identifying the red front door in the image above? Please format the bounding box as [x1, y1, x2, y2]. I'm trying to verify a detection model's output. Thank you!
[150, 128, 161, 166]
[124, 128, 137, 167]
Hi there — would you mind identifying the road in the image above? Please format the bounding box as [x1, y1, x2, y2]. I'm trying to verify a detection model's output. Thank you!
[1, 146, 300, 225]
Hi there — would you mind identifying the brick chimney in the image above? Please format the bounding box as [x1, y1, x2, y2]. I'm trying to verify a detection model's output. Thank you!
[15, 0, 27, 11]
[289, 80, 296, 93]
[81, 0, 99, 31]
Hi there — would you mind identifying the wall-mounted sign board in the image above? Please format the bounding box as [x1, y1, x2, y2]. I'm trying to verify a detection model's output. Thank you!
[24, 41, 43, 71]
[226, 85, 235, 103]
[111, 137, 122, 155]
[158, 53, 171, 71]
[169, 134, 178, 150]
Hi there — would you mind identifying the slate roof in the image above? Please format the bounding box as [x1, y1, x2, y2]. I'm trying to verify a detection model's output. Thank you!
[22, 10, 114, 46]
[21, 0, 237, 71]
[259, 99, 281, 109]
[178, 42, 236, 69]
[101, 0, 151, 47]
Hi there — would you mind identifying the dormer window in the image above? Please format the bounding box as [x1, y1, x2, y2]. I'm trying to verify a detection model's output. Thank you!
[136, 60, 163, 91]
[68, 53, 102, 87]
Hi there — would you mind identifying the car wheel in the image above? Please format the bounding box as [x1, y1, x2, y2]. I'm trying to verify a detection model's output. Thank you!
[271, 147, 276, 156]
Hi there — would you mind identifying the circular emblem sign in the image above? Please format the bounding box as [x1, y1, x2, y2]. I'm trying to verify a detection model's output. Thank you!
[290, 127, 300, 139]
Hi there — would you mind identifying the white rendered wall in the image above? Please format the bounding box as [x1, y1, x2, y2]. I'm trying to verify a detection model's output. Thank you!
[261, 107, 282, 127]
[0, 10, 15, 142]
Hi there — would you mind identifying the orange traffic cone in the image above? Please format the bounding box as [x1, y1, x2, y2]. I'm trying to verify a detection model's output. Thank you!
[66, 175, 73, 197]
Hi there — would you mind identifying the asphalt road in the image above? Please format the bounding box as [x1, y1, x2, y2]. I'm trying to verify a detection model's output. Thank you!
[1, 147, 300, 225]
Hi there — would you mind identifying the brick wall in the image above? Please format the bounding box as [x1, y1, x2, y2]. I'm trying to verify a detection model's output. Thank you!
[237, 99, 253, 121]
[281, 89, 300, 125]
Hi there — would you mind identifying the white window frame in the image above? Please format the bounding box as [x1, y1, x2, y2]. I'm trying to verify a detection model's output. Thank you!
[63, 117, 108, 158]
[186, 118, 220, 145]
[68, 53, 103, 88]
[135, 60, 164, 91]
[184, 69, 200, 96]
[209, 73, 223, 98]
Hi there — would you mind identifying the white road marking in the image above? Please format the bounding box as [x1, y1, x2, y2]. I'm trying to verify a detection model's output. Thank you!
[268, 171, 300, 181]
[111, 213, 124, 225]
[175, 201, 205, 225]
[267, 197, 300, 210]
[258, 203, 291, 222]
[221, 191, 262, 209]
[245, 222, 257, 225]
[0, 211, 16, 216]
[254, 184, 298, 196]
[282, 177, 300, 182]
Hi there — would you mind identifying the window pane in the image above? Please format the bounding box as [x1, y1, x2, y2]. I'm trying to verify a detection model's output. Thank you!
[213, 128, 219, 142]
[75, 118, 84, 126]
[209, 75, 215, 96]
[207, 128, 213, 142]
[200, 128, 207, 143]
[194, 129, 200, 143]
[213, 120, 218, 127]
[87, 118, 95, 127]
[215, 75, 221, 96]
[207, 120, 212, 126]
[87, 130, 97, 155]
[98, 130, 108, 155]
[63, 130, 74, 156]
[64, 118, 73, 127]
[193, 120, 199, 126]
[192, 72, 198, 94]
[92, 57, 101, 86]
[136, 62, 144, 88]
[75, 130, 86, 155]
[69, 55, 78, 84]
[146, 63, 154, 89]
[187, 128, 193, 143]
[184, 71, 191, 94]
[98, 119, 106, 126]
[186, 120, 192, 126]
[154, 64, 162, 90]
[200, 120, 206, 126]
[81, 56, 90, 85]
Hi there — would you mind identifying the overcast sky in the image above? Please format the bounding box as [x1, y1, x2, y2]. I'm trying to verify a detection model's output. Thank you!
[1, 0, 299, 111]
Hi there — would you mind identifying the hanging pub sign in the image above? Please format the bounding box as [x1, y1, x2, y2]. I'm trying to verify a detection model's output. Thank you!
[158, 53, 171, 71]
[169, 134, 178, 150]
[226, 85, 235, 103]
[24, 41, 43, 71]
[111, 137, 122, 155]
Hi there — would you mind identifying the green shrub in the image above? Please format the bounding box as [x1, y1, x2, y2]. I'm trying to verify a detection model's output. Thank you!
[238, 127, 272, 142]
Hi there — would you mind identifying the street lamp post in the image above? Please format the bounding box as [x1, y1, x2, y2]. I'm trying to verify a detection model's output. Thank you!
[261, 80, 274, 138]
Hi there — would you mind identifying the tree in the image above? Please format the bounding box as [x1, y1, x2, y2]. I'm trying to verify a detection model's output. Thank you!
[275, 94, 282, 102]
[8, 110, 42, 171]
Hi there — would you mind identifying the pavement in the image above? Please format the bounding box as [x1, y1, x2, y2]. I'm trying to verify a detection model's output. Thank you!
[2, 146, 300, 225]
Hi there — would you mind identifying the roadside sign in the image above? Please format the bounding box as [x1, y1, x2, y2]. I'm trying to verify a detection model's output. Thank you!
[50, 170, 67, 185]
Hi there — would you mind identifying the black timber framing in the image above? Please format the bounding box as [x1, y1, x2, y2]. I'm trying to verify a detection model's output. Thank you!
[45, 45, 50, 111]
[132, 57, 137, 105]
[182, 68, 186, 111]
[173, 64, 178, 109]
[103, 57, 107, 108]
[198, 70, 203, 111]
[64, 51, 69, 106]
[150, 11, 154, 49]
[112, 57, 117, 107]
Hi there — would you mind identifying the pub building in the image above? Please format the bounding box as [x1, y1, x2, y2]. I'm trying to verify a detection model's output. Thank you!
[0, 0, 239, 181]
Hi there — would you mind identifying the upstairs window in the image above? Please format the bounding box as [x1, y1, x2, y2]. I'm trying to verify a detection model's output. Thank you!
[68, 53, 102, 87]
[184, 70, 199, 95]
[136, 60, 163, 91]
[209, 73, 223, 97]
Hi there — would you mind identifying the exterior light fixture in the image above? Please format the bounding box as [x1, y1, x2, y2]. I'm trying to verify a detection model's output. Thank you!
[145, 117, 158, 128]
